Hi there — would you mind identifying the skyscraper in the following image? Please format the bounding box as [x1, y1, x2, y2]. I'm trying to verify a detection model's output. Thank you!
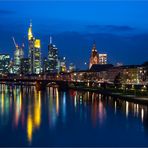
[34, 39, 41, 74]
[13, 37, 24, 74]
[69, 63, 76, 72]
[60, 57, 67, 72]
[48, 36, 59, 73]
[89, 43, 99, 69]
[0, 54, 10, 74]
[20, 58, 30, 74]
[28, 22, 41, 74]
[43, 57, 48, 73]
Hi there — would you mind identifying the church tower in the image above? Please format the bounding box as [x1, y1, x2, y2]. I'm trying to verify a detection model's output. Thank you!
[89, 42, 99, 69]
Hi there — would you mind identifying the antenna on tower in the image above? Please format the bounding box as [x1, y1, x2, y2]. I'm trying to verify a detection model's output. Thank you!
[50, 35, 52, 44]
[92, 40, 96, 51]
[30, 19, 32, 27]
[22, 36, 25, 48]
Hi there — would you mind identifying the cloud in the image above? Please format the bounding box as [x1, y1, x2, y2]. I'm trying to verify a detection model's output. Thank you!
[105, 25, 135, 31]
[0, 9, 15, 15]
[87, 25, 135, 33]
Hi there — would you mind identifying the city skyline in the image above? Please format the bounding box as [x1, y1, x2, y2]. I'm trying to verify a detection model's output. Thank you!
[0, 1, 148, 147]
[0, 1, 148, 68]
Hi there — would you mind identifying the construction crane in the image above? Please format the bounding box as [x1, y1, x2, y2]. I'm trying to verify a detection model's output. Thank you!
[12, 37, 25, 49]
[12, 37, 19, 48]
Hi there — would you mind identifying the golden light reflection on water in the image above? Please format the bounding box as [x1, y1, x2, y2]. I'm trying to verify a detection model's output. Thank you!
[56, 88, 59, 115]
[27, 110, 33, 142]
[1, 90, 4, 115]
[27, 90, 42, 143]
[34, 90, 41, 128]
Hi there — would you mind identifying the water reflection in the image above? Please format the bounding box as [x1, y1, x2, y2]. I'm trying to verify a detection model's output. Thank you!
[0, 85, 42, 143]
[126, 101, 129, 118]
[27, 90, 41, 143]
[0, 84, 148, 146]
[13, 87, 22, 127]
[69, 90, 148, 127]
[70, 90, 106, 127]
[47, 87, 59, 128]
[0, 84, 11, 126]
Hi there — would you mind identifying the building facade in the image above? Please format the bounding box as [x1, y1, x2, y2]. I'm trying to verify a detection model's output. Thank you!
[69, 63, 76, 72]
[99, 54, 107, 64]
[20, 58, 30, 74]
[60, 57, 67, 72]
[0, 54, 10, 74]
[28, 22, 41, 74]
[13, 45, 24, 74]
[48, 36, 59, 73]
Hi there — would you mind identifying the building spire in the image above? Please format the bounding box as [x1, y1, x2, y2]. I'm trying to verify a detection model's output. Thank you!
[28, 20, 33, 40]
[30, 19, 32, 27]
[50, 35, 52, 44]
[92, 40, 96, 51]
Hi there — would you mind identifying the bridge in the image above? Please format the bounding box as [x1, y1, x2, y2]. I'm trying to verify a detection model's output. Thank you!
[0, 74, 147, 92]
[0, 75, 87, 90]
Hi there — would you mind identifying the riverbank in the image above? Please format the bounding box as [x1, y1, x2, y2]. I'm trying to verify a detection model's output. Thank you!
[69, 86, 148, 105]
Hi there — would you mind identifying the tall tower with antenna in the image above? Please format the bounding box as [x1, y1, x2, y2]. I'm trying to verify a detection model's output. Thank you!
[28, 21, 41, 74]
[48, 36, 59, 73]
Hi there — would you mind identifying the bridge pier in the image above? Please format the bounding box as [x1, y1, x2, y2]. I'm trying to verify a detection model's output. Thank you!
[57, 81, 69, 91]
[36, 81, 48, 91]
[35, 80, 69, 91]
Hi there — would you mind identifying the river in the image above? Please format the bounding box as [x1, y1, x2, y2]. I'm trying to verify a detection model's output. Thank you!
[0, 84, 148, 146]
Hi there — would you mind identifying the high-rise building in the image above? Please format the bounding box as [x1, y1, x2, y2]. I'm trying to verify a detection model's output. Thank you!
[60, 57, 67, 72]
[99, 54, 107, 64]
[20, 58, 30, 74]
[89, 43, 99, 69]
[34, 39, 41, 74]
[69, 63, 76, 72]
[43, 57, 49, 73]
[48, 36, 59, 73]
[28, 22, 41, 74]
[0, 54, 10, 74]
[13, 38, 24, 74]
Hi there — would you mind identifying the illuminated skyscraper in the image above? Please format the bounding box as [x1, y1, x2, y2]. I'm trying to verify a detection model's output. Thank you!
[34, 39, 41, 74]
[99, 54, 107, 64]
[89, 43, 99, 69]
[48, 36, 59, 73]
[69, 63, 76, 72]
[28, 22, 41, 74]
[60, 57, 67, 72]
[0, 54, 10, 74]
[13, 37, 24, 74]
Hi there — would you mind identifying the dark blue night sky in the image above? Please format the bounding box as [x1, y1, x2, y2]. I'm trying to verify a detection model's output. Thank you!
[0, 0, 148, 69]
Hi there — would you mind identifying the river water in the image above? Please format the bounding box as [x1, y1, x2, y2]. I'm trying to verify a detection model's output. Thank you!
[0, 84, 148, 147]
